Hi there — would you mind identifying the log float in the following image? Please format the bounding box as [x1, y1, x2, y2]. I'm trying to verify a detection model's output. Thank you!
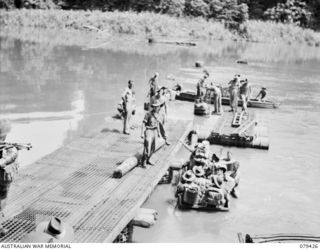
[113, 138, 166, 178]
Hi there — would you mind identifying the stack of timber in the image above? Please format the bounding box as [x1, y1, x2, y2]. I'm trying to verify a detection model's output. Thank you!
[0, 117, 192, 243]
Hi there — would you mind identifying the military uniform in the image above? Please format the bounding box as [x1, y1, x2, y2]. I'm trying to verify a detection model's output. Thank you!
[141, 110, 159, 167]
[212, 86, 222, 114]
[122, 86, 134, 134]
[148, 75, 159, 103]
[239, 81, 251, 113]
[228, 77, 240, 112]
[0, 119, 19, 236]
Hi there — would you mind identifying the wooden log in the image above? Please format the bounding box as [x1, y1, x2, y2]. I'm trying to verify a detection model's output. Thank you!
[113, 138, 166, 178]
[113, 153, 141, 178]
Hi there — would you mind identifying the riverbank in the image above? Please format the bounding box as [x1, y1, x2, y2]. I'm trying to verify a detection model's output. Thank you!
[1, 9, 320, 46]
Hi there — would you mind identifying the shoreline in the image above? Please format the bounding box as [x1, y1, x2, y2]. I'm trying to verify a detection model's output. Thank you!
[1, 9, 320, 47]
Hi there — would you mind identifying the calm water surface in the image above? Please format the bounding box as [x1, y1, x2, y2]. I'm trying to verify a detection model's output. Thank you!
[0, 37, 319, 242]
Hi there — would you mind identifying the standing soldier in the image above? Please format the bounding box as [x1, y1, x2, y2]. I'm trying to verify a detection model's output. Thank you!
[140, 100, 162, 168]
[0, 119, 18, 236]
[148, 72, 159, 103]
[157, 88, 170, 146]
[239, 79, 251, 114]
[211, 85, 222, 115]
[228, 74, 240, 112]
[196, 73, 209, 98]
[122, 80, 135, 135]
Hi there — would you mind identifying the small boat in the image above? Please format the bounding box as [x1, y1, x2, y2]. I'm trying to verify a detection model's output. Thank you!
[222, 97, 280, 109]
[175, 89, 197, 102]
[238, 233, 320, 243]
[175, 89, 279, 109]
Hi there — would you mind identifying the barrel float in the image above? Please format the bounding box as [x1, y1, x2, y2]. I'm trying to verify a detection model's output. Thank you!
[183, 186, 199, 205]
[132, 213, 156, 228]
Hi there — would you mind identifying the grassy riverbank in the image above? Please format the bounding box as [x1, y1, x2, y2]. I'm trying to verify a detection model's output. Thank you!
[1, 9, 320, 46]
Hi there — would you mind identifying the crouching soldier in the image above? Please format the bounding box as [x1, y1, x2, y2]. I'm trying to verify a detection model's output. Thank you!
[0, 119, 19, 236]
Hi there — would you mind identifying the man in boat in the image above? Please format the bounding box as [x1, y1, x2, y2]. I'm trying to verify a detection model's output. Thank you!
[239, 79, 251, 114]
[220, 151, 240, 198]
[141, 100, 162, 168]
[228, 74, 240, 112]
[212, 163, 237, 207]
[148, 72, 160, 103]
[256, 87, 267, 101]
[0, 119, 19, 236]
[211, 85, 222, 115]
[122, 80, 135, 135]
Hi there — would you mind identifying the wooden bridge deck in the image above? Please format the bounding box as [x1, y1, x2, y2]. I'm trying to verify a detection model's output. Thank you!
[0, 117, 191, 243]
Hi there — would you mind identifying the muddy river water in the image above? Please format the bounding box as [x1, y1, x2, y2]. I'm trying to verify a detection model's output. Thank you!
[0, 36, 319, 242]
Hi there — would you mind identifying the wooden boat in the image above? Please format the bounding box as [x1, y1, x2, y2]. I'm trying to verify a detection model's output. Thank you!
[238, 233, 320, 243]
[175, 89, 197, 102]
[222, 97, 280, 109]
[175, 88, 279, 109]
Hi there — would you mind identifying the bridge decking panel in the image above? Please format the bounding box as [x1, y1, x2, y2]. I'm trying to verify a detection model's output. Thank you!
[0, 118, 191, 243]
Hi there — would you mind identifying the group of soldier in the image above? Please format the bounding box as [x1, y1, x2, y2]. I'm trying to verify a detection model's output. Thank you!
[196, 72, 268, 115]
[121, 72, 170, 168]
[176, 140, 240, 208]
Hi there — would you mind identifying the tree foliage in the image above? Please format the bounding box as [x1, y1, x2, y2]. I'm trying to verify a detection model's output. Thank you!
[1, 0, 320, 29]
[264, 0, 312, 27]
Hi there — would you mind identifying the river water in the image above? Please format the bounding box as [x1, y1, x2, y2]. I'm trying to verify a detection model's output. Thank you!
[0, 36, 319, 242]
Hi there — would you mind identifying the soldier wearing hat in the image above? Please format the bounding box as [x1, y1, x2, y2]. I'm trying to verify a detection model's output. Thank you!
[141, 99, 162, 168]
[0, 119, 18, 236]
[122, 80, 135, 135]
[239, 79, 251, 113]
[228, 74, 241, 112]
[211, 85, 222, 115]
[196, 73, 208, 98]
[21, 217, 74, 243]
[148, 72, 160, 103]
[256, 87, 267, 101]
[151, 87, 170, 146]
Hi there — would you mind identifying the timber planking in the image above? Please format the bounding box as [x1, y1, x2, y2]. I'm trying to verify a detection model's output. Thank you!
[0, 117, 191, 243]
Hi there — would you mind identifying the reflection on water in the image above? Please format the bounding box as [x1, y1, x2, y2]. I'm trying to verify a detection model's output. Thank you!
[0, 36, 320, 242]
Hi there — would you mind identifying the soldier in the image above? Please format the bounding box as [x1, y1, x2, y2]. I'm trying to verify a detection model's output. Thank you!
[0, 119, 18, 236]
[239, 79, 251, 113]
[140, 100, 162, 168]
[211, 85, 222, 115]
[152, 88, 170, 146]
[256, 87, 267, 101]
[122, 80, 135, 135]
[196, 74, 208, 98]
[228, 74, 240, 112]
[148, 72, 159, 103]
